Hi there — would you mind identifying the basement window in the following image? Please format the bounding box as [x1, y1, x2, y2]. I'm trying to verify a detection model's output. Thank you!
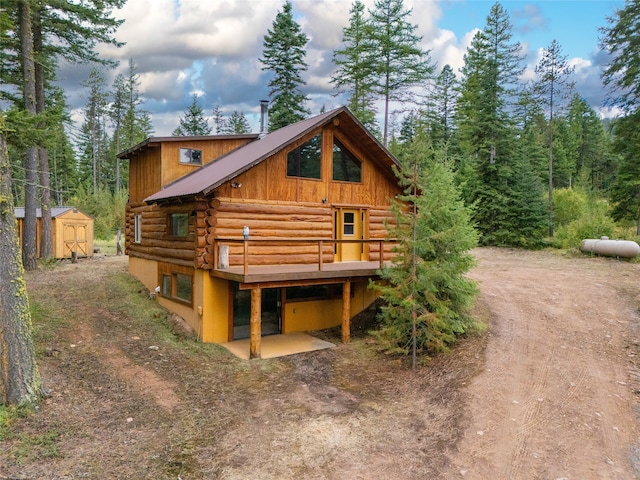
[332, 139, 361, 183]
[287, 133, 321, 179]
[160, 270, 193, 305]
[134, 214, 142, 243]
[179, 148, 202, 165]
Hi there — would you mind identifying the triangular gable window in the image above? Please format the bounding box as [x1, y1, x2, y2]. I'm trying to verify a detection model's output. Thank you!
[332, 139, 361, 183]
[287, 133, 321, 179]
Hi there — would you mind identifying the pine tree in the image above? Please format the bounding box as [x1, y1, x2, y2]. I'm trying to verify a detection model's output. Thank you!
[331, 0, 378, 133]
[212, 104, 226, 134]
[172, 94, 212, 136]
[455, 2, 527, 246]
[428, 64, 459, 150]
[535, 39, 575, 237]
[367, 0, 434, 145]
[373, 133, 478, 366]
[609, 112, 640, 233]
[260, 1, 310, 131]
[223, 111, 251, 134]
[0, 111, 42, 405]
[600, 0, 640, 113]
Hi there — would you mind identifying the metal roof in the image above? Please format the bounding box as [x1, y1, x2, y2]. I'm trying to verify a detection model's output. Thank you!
[116, 133, 259, 159]
[144, 106, 398, 204]
[14, 207, 89, 219]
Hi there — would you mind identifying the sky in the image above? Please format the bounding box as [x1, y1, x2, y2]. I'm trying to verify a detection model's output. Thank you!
[56, 0, 625, 138]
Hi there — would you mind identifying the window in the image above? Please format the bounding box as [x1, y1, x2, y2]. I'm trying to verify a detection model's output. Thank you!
[343, 212, 355, 236]
[134, 215, 142, 243]
[159, 270, 193, 305]
[169, 212, 189, 237]
[286, 284, 343, 302]
[287, 134, 321, 179]
[332, 139, 361, 182]
[179, 148, 202, 165]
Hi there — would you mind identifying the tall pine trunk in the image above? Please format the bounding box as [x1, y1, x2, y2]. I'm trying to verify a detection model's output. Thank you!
[19, 0, 38, 270]
[0, 118, 42, 405]
[34, 6, 53, 259]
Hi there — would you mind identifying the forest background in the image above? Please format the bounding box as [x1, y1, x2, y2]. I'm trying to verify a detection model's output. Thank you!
[3, 0, 640, 267]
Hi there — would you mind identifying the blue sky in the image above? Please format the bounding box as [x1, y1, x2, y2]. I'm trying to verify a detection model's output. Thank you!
[58, 0, 625, 137]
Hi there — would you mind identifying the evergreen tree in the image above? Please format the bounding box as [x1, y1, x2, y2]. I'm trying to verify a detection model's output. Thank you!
[0, 111, 42, 405]
[609, 112, 640, 233]
[373, 133, 478, 366]
[535, 39, 575, 236]
[260, 1, 310, 131]
[367, 0, 434, 145]
[172, 94, 212, 136]
[455, 2, 527, 246]
[331, 0, 378, 133]
[77, 68, 109, 194]
[223, 111, 251, 134]
[600, 0, 640, 113]
[428, 64, 459, 150]
[212, 104, 227, 134]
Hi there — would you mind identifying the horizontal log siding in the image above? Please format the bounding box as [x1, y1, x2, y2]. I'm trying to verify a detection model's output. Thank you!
[126, 201, 198, 267]
[203, 199, 330, 269]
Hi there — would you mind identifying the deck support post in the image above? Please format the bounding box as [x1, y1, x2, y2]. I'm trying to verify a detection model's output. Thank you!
[342, 280, 351, 344]
[250, 287, 262, 359]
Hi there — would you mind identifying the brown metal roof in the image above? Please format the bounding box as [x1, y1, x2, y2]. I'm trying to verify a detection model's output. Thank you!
[116, 134, 259, 160]
[144, 106, 399, 204]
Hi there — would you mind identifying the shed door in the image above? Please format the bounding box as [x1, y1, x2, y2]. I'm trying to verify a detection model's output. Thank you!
[63, 223, 88, 258]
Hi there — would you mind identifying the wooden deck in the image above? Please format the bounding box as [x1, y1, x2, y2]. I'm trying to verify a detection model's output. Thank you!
[210, 260, 388, 285]
[209, 238, 394, 285]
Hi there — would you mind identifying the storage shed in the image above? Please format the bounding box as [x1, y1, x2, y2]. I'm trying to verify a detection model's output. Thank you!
[15, 207, 94, 259]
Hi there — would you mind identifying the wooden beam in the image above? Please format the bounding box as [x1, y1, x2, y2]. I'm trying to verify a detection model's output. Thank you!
[250, 287, 262, 359]
[342, 280, 351, 344]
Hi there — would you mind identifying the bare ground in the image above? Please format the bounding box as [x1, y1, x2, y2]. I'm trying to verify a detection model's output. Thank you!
[1, 247, 640, 479]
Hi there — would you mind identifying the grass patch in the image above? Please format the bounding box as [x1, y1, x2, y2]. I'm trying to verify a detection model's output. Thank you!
[30, 299, 68, 350]
[94, 235, 118, 255]
[10, 430, 60, 463]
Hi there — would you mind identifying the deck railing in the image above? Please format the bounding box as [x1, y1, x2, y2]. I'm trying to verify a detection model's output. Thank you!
[212, 238, 395, 275]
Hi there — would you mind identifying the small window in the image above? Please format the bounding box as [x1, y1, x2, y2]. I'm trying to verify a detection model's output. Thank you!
[134, 215, 142, 243]
[162, 274, 171, 297]
[175, 274, 193, 302]
[179, 148, 202, 165]
[343, 212, 355, 236]
[332, 139, 361, 182]
[287, 134, 321, 179]
[160, 272, 193, 304]
[169, 212, 189, 237]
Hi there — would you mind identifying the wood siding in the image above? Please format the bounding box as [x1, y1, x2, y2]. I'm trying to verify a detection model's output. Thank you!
[128, 137, 253, 203]
[126, 123, 400, 270]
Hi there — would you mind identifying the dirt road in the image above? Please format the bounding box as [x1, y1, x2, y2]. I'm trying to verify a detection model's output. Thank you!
[3, 248, 640, 479]
[443, 248, 640, 480]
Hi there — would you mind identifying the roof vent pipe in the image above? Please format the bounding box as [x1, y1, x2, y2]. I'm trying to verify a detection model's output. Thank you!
[260, 100, 269, 136]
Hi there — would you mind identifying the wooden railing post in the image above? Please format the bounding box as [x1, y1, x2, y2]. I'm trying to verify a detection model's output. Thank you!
[243, 239, 249, 276]
[379, 240, 384, 269]
[318, 240, 323, 271]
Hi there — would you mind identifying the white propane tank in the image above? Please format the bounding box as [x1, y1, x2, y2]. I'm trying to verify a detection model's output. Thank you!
[580, 237, 640, 258]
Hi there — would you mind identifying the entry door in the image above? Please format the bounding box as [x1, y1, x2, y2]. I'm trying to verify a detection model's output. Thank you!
[335, 208, 363, 262]
[232, 285, 281, 340]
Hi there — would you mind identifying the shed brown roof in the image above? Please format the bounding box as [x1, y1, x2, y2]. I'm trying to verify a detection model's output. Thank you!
[144, 106, 398, 204]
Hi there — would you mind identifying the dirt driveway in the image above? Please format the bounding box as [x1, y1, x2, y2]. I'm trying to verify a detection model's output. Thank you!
[443, 248, 640, 480]
[2, 248, 640, 479]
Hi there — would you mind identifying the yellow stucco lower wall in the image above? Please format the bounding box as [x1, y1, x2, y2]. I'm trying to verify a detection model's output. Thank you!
[129, 256, 381, 343]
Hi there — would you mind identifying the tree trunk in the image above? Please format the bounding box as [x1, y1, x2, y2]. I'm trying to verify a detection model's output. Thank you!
[34, 7, 53, 260]
[0, 119, 42, 406]
[19, 0, 38, 270]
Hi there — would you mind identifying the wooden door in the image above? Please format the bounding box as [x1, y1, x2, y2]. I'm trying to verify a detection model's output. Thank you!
[63, 223, 89, 258]
[335, 208, 363, 262]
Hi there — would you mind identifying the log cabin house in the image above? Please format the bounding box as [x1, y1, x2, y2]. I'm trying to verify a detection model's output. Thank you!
[118, 106, 402, 358]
